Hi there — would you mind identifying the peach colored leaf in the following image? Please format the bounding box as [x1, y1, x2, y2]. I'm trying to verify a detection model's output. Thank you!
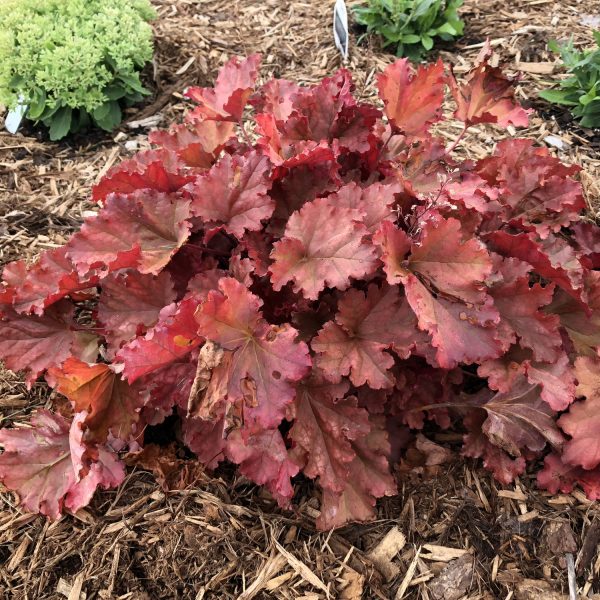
[225, 428, 299, 507]
[270, 197, 378, 300]
[316, 417, 396, 530]
[117, 294, 204, 383]
[92, 149, 194, 202]
[50, 358, 144, 445]
[377, 58, 446, 138]
[403, 275, 504, 369]
[0, 410, 124, 519]
[195, 278, 311, 431]
[67, 190, 192, 277]
[407, 217, 493, 304]
[558, 355, 600, 469]
[97, 270, 176, 355]
[312, 285, 422, 388]
[186, 150, 273, 237]
[185, 54, 261, 122]
[290, 374, 370, 493]
[149, 119, 235, 168]
[449, 42, 530, 128]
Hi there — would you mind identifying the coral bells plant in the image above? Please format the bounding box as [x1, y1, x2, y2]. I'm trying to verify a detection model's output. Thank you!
[1, 46, 599, 529]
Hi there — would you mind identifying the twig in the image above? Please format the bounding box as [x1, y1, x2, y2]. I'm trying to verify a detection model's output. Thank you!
[566, 552, 577, 600]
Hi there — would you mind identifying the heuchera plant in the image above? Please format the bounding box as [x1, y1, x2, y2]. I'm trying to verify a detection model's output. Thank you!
[1, 46, 599, 529]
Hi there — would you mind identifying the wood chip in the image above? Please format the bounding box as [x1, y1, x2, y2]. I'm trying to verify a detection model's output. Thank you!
[367, 526, 406, 581]
[275, 540, 330, 598]
[422, 545, 470, 562]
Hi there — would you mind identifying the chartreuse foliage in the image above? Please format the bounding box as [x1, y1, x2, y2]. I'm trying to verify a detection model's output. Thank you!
[0, 48, 599, 529]
[354, 0, 464, 60]
[540, 32, 600, 128]
[0, 0, 155, 140]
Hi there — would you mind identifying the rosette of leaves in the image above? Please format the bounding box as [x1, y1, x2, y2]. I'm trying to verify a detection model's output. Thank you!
[0, 0, 155, 140]
[539, 32, 600, 129]
[0, 49, 599, 529]
[354, 0, 464, 60]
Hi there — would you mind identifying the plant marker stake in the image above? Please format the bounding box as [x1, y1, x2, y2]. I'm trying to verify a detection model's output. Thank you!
[5, 94, 27, 134]
[333, 0, 349, 62]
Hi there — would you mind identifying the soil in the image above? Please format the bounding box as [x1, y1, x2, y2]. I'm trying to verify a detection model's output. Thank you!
[1, 0, 600, 598]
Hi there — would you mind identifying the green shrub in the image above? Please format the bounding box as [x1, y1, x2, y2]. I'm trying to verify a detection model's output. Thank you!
[0, 0, 156, 140]
[540, 32, 600, 129]
[353, 0, 464, 61]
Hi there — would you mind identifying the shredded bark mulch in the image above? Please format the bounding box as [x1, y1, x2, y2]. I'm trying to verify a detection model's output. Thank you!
[1, 0, 600, 598]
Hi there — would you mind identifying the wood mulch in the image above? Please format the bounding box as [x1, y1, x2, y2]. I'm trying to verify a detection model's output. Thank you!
[0, 0, 599, 598]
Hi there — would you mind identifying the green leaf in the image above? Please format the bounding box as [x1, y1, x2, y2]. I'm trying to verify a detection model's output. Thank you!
[28, 89, 47, 120]
[48, 107, 73, 141]
[437, 21, 457, 36]
[92, 100, 122, 131]
[118, 72, 148, 95]
[402, 34, 422, 44]
[539, 89, 578, 106]
[421, 35, 434, 51]
[104, 83, 127, 101]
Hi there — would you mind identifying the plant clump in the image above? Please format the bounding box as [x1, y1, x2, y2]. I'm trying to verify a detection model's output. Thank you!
[0, 0, 156, 140]
[0, 48, 599, 529]
[354, 0, 464, 61]
[540, 32, 600, 129]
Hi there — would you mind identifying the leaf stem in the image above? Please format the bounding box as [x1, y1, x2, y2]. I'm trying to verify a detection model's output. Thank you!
[445, 123, 469, 155]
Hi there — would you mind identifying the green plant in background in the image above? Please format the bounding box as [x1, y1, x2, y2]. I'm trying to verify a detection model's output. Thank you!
[540, 32, 600, 129]
[0, 0, 156, 140]
[353, 0, 464, 61]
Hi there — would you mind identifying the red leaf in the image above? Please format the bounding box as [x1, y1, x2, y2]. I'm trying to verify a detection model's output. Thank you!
[270, 196, 378, 300]
[0, 302, 96, 385]
[487, 231, 586, 302]
[181, 413, 227, 469]
[537, 453, 580, 494]
[408, 217, 493, 304]
[117, 294, 204, 382]
[573, 222, 600, 268]
[149, 119, 235, 168]
[252, 78, 301, 122]
[4, 247, 96, 316]
[195, 278, 311, 431]
[377, 58, 446, 137]
[312, 285, 421, 388]
[67, 190, 192, 277]
[186, 150, 274, 237]
[489, 258, 562, 362]
[316, 416, 396, 529]
[185, 54, 261, 122]
[470, 376, 565, 457]
[0, 410, 124, 519]
[403, 275, 503, 368]
[268, 144, 341, 228]
[547, 273, 600, 356]
[290, 374, 370, 493]
[50, 358, 144, 445]
[332, 181, 403, 233]
[537, 453, 600, 500]
[449, 42, 530, 128]
[225, 428, 299, 507]
[558, 356, 600, 469]
[462, 410, 526, 485]
[97, 270, 176, 355]
[476, 139, 584, 237]
[92, 149, 194, 202]
[140, 359, 197, 426]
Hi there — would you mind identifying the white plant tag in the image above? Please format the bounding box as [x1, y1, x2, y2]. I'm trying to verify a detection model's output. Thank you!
[333, 0, 349, 62]
[5, 94, 28, 134]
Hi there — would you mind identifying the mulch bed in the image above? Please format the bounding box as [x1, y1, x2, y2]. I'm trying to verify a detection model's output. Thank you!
[1, 0, 600, 598]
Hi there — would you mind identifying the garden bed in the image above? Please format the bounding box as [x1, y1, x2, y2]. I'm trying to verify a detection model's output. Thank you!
[0, 0, 599, 598]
